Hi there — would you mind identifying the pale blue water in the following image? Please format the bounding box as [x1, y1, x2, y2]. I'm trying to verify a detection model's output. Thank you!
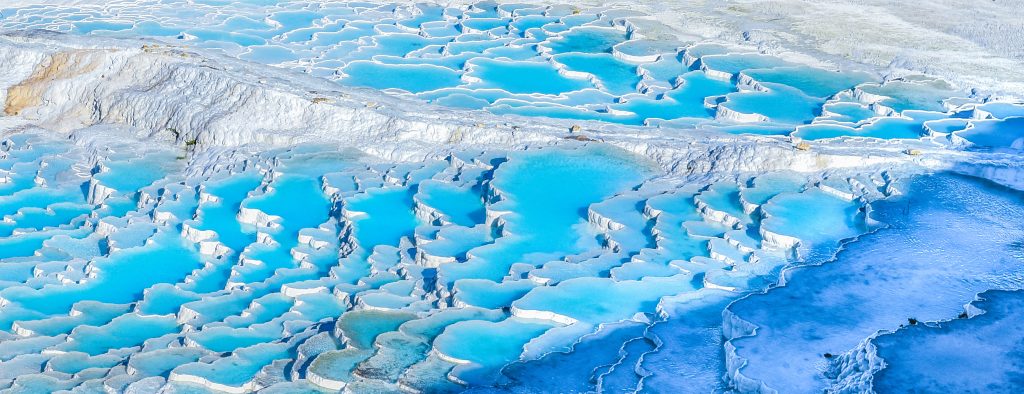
[343, 61, 463, 93]
[513, 275, 694, 324]
[759, 187, 865, 252]
[47, 352, 122, 375]
[955, 116, 1024, 150]
[433, 318, 558, 385]
[453, 279, 535, 309]
[857, 79, 958, 113]
[192, 172, 262, 252]
[466, 58, 593, 95]
[346, 186, 419, 251]
[610, 71, 735, 123]
[699, 53, 794, 78]
[727, 86, 823, 125]
[545, 26, 627, 54]
[821, 101, 877, 124]
[2, 232, 204, 315]
[12, 302, 131, 337]
[795, 116, 933, 140]
[696, 182, 752, 225]
[416, 181, 485, 227]
[743, 66, 873, 98]
[60, 314, 180, 355]
[554, 53, 639, 95]
[438, 144, 654, 285]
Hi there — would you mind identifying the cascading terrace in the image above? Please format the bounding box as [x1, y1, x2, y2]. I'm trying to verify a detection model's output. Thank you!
[3, 0, 1018, 140]
[0, 1, 1024, 393]
[0, 121, 902, 392]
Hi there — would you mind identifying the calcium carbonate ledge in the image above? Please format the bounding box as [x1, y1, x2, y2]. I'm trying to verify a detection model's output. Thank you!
[0, 33, 967, 187]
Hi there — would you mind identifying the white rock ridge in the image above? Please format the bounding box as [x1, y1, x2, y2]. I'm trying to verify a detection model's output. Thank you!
[0, 32, 946, 178]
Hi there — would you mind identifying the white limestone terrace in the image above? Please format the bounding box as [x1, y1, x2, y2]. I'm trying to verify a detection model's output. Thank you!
[0, 28, 1002, 182]
[3, 0, 1023, 97]
[0, 0, 1019, 162]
